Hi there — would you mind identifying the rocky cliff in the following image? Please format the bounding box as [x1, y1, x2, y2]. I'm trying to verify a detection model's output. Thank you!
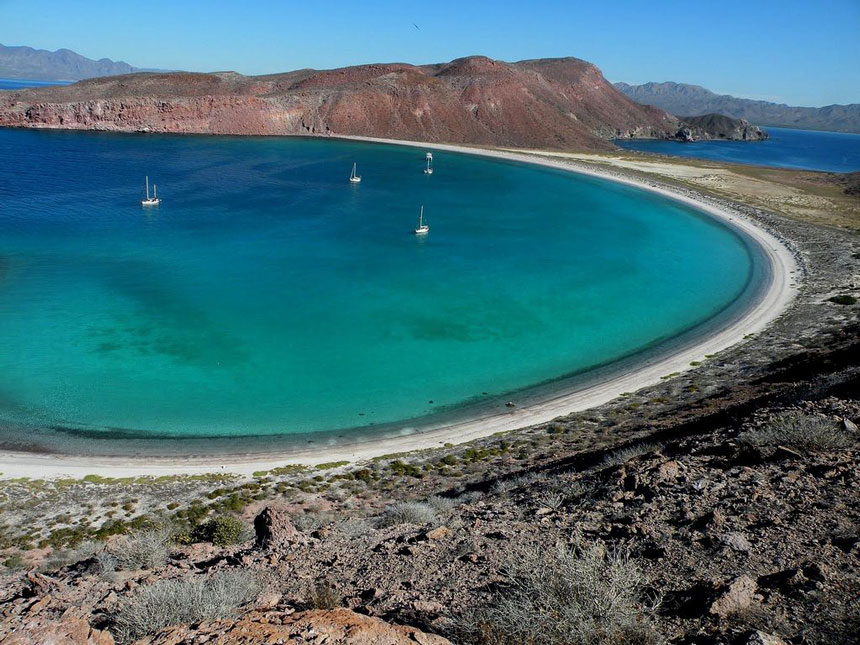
[0, 56, 707, 151]
[674, 113, 768, 141]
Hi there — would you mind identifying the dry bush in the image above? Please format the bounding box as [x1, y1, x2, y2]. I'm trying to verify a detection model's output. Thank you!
[377, 502, 437, 527]
[105, 528, 172, 571]
[308, 581, 341, 609]
[459, 540, 660, 645]
[602, 443, 663, 468]
[741, 412, 854, 452]
[112, 569, 261, 643]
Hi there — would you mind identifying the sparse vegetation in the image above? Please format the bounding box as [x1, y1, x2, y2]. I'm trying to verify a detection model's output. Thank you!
[112, 569, 261, 643]
[308, 581, 341, 609]
[460, 540, 659, 645]
[741, 411, 854, 452]
[602, 442, 663, 468]
[104, 528, 172, 571]
[378, 501, 437, 527]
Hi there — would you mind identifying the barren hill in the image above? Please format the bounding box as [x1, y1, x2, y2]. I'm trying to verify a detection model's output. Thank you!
[0, 56, 707, 151]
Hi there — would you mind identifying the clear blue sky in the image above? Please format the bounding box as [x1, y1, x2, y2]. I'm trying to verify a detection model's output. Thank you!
[2, 0, 858, 106]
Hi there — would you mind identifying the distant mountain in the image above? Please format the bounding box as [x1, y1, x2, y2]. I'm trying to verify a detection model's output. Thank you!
[614, 81, 860, 134]
[0, 56, 766, 151]
[0, 43, 154, 82]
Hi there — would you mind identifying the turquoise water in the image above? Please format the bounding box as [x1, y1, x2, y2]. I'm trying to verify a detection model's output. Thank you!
[615, 126, 860, 173]
[0, 128, 757, 451]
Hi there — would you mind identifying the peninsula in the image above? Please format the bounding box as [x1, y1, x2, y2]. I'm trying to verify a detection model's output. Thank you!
[0, 56, 766, 149]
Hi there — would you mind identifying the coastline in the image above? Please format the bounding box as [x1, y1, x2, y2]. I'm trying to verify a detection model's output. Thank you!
[0, 136, 799, 478]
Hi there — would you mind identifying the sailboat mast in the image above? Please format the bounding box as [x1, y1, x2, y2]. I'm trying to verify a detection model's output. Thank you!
[419, 205, 424, 226]
[145, 175, 150, 199]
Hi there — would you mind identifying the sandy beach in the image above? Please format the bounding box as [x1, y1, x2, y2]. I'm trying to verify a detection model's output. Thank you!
[0, 138, 799, 478]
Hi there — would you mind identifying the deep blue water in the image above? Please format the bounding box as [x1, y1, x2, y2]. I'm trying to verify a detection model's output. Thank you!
[614, 127, 860, 173]
[0, 128, 757, 450]
[0, 78, 71, 90]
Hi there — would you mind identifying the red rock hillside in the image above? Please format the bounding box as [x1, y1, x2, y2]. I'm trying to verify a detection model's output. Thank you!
[0, 56, 682, 151]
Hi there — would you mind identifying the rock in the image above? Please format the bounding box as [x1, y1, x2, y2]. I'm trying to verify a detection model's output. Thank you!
[2, 616, 114, 645]
[843, 417, 858, 433]
[254, 590, 281, 610]
[742, 629, 788, 645]
[424, 526, 451, 541]
[709, 575, 757, 617]
[254, 507, 304, 550]
[135, 608, 451, 644]
[655, 460, 681, 482]
[719, 532, 753, 553]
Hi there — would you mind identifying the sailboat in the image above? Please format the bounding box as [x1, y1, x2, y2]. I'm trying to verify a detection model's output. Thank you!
[414, 205, 429, 235]
[141, 176, 161, 206]
[349, 162, 361, 183]
[424, 152, 433, 175]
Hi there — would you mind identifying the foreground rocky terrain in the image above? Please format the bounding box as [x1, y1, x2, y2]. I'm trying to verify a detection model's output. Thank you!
[0, 55, 762, 150]
[0, 159, 858, 644]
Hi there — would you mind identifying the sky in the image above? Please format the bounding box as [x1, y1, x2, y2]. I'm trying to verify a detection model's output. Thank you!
[1, 0, 858, 106]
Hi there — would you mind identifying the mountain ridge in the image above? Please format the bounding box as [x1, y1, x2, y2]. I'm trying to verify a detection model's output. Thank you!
[615, 80, 860, 134]
[0, 56, 763, 151]
[0, 43, 157, 81]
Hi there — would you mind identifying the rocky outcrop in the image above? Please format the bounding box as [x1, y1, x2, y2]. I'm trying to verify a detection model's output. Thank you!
[675, 113, 768, 141]
[0, 57, 685, 151]
[134, 608, 451, 644]
[253, 507, 306, 549]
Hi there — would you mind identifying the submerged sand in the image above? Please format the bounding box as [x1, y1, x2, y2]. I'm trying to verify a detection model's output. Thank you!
[0, 138, 799, 478]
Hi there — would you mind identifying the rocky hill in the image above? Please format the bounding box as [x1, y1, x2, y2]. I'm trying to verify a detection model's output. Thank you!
[615, 81, 860, 134]
[0, 43, 148, 82]
[676, 113, 768, 141]
[0, 56, 760, 151]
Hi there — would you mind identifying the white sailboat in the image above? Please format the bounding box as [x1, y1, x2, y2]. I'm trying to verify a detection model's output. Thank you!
[349, 162, 362, 183]
[141, 176, 161, 206]
[414, 205, 429, 235]
[424, 151, 433, 175]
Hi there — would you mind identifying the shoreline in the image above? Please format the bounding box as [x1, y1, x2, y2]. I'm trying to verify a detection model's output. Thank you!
[0, 137, 799, 478]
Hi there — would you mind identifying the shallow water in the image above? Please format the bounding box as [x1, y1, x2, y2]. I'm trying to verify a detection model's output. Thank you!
[614, 126, 860, 173]
[0, 129, 755, 446]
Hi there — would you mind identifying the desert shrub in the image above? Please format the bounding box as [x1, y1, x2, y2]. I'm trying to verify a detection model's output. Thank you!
[377, 502, 437, 527]
[293, 510, 337, 533]
[537, 492, 566, 511]
[106, 528, 171, 571]
[741, 412, 854, 452]
[191, 515, 247, 546]
[42, 540, 101, 571]
[308, 581, 341, 609]
[112, 569, 261, 643]
[602, 443, 663, 468]
[426, 494, 459, 513]
[334, 517, 374, 539]
[459, 540, 659, 645]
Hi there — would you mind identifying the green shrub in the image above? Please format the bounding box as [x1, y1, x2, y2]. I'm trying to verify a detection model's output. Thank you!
[191, 515, 246, 546]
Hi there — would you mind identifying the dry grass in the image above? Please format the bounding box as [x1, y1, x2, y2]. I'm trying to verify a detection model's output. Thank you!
[112, 569, 261, 643]
[741, 412, 854, 452]
[459, 539, 660, 645]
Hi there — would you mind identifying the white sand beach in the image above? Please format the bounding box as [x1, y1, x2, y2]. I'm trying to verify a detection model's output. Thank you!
[0, 139, 799, 478]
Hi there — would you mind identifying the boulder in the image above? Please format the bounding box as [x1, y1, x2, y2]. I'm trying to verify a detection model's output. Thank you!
[709, 574, 757, 617]
[135, 608, 451, 644]
[2, 615, 114, 645]
[253, 507, 304, 550]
